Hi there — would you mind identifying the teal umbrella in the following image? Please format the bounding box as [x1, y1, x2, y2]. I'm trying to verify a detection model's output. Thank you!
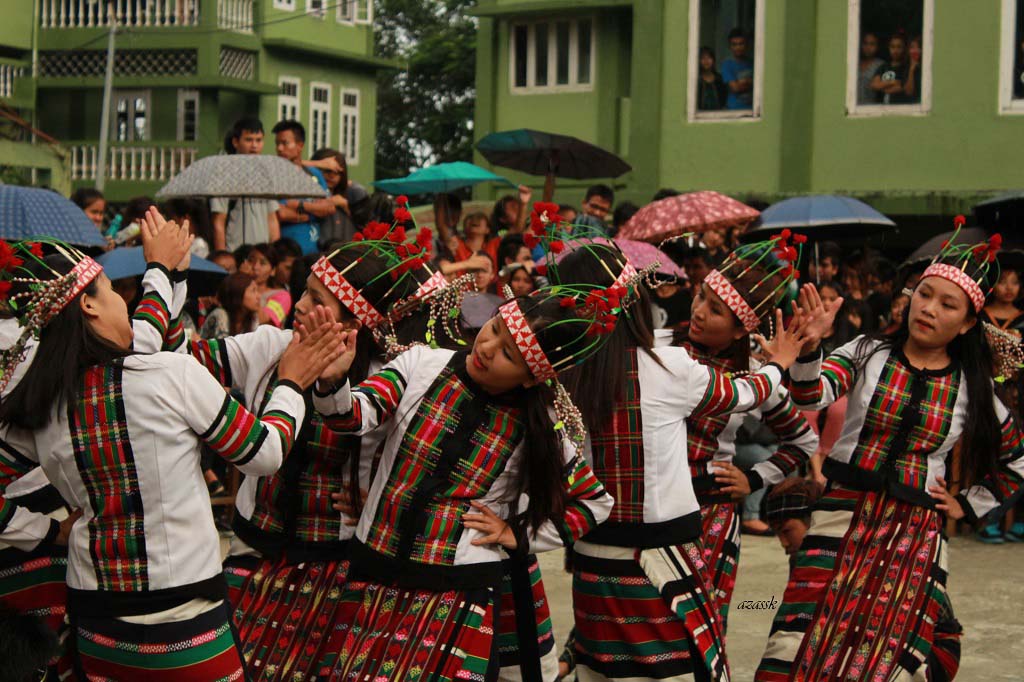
[373, 162, 514, 195]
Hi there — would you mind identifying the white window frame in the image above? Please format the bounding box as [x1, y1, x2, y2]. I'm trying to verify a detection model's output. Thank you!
[340, 88, 360, 164]
[999, 0, 1024, 114]
[355, 0, 372, 24]
[278, 76, 301, 123]
[176, 89, 199, 142]
[508, 17, 596, 94]
[307, 0, 325, 19]
[309, 81, 332, 151]
[686, 0, 765, 123]
[273, 0, 295, 10]
[337, 0, 354, 24]
[845, 0, 933, 117]
[112, 89, 151, 142]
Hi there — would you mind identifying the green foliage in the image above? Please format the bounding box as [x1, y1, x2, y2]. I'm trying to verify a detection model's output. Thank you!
[374, 0, 477, 180]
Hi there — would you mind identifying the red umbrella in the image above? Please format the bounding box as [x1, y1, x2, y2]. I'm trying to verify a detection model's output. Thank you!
[619, 191, 760, 243]
[538, 237, 686, 279]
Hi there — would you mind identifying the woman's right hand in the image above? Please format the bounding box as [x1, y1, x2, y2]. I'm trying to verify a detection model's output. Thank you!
[752, 307, 809, 371]
[793, 284, 843, 355]
[277, 310, 346, 389]
[141, 207, 193, 271]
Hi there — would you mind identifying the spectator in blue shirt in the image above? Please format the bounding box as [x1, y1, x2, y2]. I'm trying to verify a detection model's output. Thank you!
[273, 119, 336, 255]
[721, 28, 754, 110]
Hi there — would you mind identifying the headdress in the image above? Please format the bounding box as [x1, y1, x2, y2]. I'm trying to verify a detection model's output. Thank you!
[921, 215, 1001, 313]
[0, 239, 103, 394]
[761, 478, 823, 524]
[702, 230, 805, 332]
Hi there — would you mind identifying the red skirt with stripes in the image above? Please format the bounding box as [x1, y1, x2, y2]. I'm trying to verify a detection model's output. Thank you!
[698, 502, 740, 633]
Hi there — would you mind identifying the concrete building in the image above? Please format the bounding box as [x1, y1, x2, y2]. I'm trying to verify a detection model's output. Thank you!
[471, 0, 1024, 228]
[31, 0, 392, 202]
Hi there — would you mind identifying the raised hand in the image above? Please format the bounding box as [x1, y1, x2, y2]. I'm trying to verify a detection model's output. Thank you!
[752, 307, 809, 371]
[793, 284, 844, 355]
[141, 207, 193, 271]
[278, 307, 346, 389]
[296, 306, 359, 386]
[464, 500, 517, 550]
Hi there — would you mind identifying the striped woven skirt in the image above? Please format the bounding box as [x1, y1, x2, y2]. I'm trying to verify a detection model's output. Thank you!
[223, 555, 260, 610]
[0, 544, 68, 637]
[324, 579, 496, 681]
[495, 554, 559, 682]
[72, 600, 246, 681]
[232, 557, 353, 681]
[698, 502, 740, 632]
[755, 484, 950, 681]
[572, 540, 728, 682]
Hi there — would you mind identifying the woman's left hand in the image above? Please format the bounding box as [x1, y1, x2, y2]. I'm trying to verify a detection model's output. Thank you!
[713, 462, 752, 500]
[929, 476, 964, 520]
[464, 500, 517, 550]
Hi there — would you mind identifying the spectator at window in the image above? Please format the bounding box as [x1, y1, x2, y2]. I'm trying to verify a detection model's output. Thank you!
[806, 240, 841, 283]
[721, 28, 754, 110]
[273, 119, 336, 255]
[311, 148, 369, 245]
[210, 117, 281, 252]
[200, 273, 260, 339]
[697, 46, 728, 111]
[871, 33, 912, 105]
[581, 184, 614, 231]
[904, 35, 923, 104]
[857, 32, 885, 104]
[71, 187, 106, 232]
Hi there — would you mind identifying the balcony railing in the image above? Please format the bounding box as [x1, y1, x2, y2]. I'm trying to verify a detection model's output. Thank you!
[40, 0, 253, 33]
[0, 65, 24, 99]
[70, 144, 198, 182]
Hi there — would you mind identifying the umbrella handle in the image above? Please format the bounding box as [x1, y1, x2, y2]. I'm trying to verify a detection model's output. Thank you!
[543, 172, 555, 204]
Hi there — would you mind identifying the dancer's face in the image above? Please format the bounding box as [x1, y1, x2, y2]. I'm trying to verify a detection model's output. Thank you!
[466, 315, 535, 393]
[689, 283, 747, 352]
[80, 273, 133, 350]
[907, 277, 976, 349]
[294, 275, 348, 332]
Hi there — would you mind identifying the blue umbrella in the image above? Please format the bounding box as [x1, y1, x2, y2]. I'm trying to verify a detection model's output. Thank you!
[746, 195, 895, 237]
[0, 185, 106, 247]
[373, 162, 515, 195]
[98, 247, 227, 296]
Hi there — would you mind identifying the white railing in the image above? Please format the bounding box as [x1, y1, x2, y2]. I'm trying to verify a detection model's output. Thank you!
[70, 145, 198, 182]
[0, 65, 23, 99]
[40, 0, 200, 28]
[218, 0, 252, 33]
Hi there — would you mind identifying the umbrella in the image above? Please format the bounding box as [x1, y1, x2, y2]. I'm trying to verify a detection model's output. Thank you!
[618, 191, 760, 243]
[974, 191, 1024, 231]
[373, 162, 514, 195]
[903, 227, 1024, 271]
[156, 155, 329, 199]
[538, 237, 686, 280]
[0, 185, 106, 247]
[98, 247, 227, 296]
[745, 195, 895, 237]
[476, 128, 631, 202]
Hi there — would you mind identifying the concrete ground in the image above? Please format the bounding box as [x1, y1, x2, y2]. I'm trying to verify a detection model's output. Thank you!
[538, 534, 1024, 680]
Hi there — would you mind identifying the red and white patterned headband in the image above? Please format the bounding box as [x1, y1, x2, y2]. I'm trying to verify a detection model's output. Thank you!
[414, 270, 447, 300]
[38, 257, 103, 325]
[705, 269, 761, 332]
[613, 262, 638, 292]
[499, 299, 556, 382]
[922, 263, 986, 312]
[311, 256, 384, 329]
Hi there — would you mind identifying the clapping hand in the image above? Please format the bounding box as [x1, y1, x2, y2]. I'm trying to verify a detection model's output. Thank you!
[141, 207, 193, 271]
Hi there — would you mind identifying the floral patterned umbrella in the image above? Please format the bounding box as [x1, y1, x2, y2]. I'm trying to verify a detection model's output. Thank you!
[538, 237, 686, 280]
[618, 191, 760, 243]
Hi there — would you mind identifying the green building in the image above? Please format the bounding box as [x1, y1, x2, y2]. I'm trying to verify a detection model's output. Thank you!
[471, 0, 1024, 234]
[31, 0, 391, 202]
[0, 0, 69, 193]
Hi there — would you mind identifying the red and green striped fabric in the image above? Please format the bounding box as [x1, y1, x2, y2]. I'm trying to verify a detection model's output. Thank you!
[133, 290, 170, 339]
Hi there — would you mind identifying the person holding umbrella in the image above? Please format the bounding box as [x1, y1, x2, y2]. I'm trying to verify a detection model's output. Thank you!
[211, 118, 282, 252]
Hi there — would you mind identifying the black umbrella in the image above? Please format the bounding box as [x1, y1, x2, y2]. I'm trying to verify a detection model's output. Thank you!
[476, 128, 631, 202]
[973, 191, 1024, 231]
[903, 227, 1024, 271]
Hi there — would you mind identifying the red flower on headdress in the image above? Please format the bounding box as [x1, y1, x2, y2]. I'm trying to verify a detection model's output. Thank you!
[396, 245, 409, 258]
[792, 234, 808, 244]
[394, 207, 412, 223]
[0, 242, 21, 273]
[559, 296, 576, 308]
[0, 281, 10, 299]
[524, 233, 539, 249]
[990, 233, 1003, 249]
[352, 233, 364, 242]
[396, 195, 409, 207]
[780, 229, 791, 240]
[535, 263, 547, 276]
[28, 242, 43, 258]
[954, 214, 966, 228]
[549, 240, 565, 254]
[389, 227, 407, 244]
[417, 228, 433, 247]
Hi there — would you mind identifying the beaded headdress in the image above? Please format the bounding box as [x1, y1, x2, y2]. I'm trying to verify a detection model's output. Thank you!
[0, 239, 104, 394]
[703, 230, 805, 333]
[921, 215, 1001, 313]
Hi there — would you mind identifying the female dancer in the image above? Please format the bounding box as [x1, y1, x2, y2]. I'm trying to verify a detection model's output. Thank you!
[756, 228, 1024, 680]
[524, 238, 810, 682]
[679, 236, 818, 629]
[312, 286, 617, 681]
[0, 236, 344, 679]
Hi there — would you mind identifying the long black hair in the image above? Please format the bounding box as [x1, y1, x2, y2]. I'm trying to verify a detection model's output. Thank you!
[547, 245, 660, 436]
[853, 296, 1000, 487]
[0, 256, 131, 429]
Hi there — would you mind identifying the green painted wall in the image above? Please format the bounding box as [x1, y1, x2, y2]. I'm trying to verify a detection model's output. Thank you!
[260, 0, 373, 54]
[0, 0, 35, 52]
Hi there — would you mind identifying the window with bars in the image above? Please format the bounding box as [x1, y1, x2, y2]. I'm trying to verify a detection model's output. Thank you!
[177, 89, 199, 142]
[113, 90, 150, 142]
[279, 76, 300, 122]
[274, 0, 295, 9]
[340, 89, 359, 164]
[310, 83, 331, 152]
[510, 17, 594, 93]
[337, 0, 372, 24]
[308, 0, 325, 19]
